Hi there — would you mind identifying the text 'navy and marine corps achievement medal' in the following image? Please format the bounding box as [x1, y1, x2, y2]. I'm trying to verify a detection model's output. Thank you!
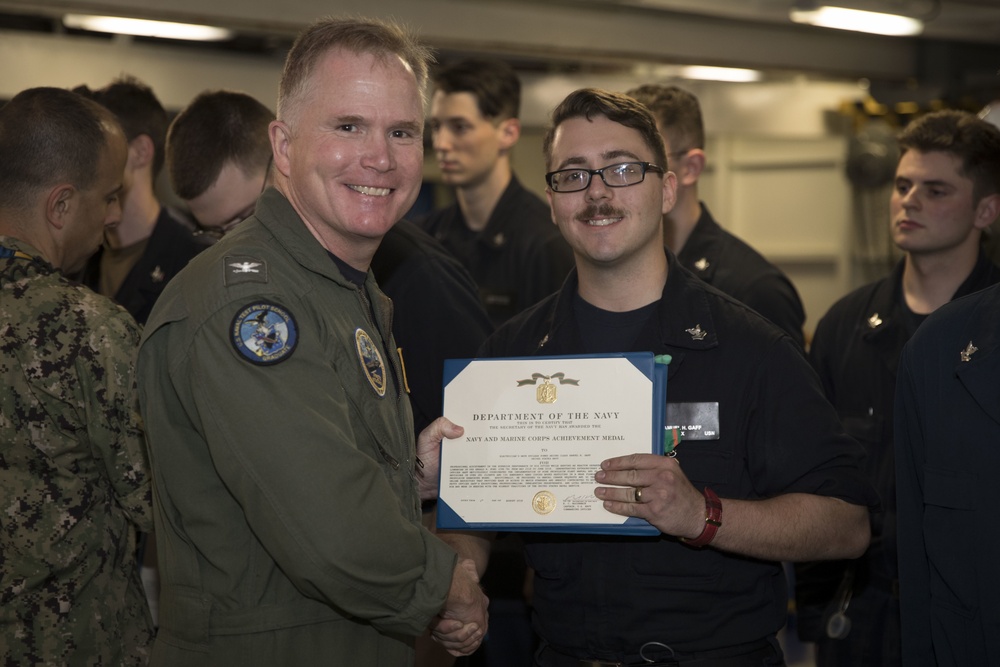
[517, 372, 579, 404]
[355, 328, 387, 397]
[231, 302, 298, 365]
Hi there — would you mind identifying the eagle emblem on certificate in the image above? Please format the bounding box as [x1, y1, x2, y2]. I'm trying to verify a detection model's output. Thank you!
[517, 372, 579, 404]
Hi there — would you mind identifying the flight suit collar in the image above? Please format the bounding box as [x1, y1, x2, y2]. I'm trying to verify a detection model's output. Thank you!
[254, 187, 362, 290]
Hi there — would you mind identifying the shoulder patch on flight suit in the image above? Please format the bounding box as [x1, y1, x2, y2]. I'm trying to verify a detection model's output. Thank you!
[224, 255, 268, 286]
[355, 327, 386, 397]
[231, 302, 298, 365]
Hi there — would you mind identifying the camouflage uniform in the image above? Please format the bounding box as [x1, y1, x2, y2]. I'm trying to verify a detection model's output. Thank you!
[0, 236, 154, 666]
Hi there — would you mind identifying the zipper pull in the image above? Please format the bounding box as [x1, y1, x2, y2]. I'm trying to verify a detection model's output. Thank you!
[378, 443, 400, 470]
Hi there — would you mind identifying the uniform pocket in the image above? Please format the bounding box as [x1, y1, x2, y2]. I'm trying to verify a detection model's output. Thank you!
[922, 464, 980, 648]
[679, 441, 732, 487]
[929, 597, 987, 667]
[923, 466, 973, 510]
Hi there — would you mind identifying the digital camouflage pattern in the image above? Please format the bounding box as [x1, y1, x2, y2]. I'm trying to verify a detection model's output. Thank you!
[0, 235, 154, 666]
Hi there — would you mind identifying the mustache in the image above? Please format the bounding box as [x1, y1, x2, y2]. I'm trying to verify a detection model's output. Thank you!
[576, 204, 626, 222]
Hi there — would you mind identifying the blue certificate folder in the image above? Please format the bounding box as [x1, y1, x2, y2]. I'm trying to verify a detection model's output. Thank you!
[437, 352, 667, 536]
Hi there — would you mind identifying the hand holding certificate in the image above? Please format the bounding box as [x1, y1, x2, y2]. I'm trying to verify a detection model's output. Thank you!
[437, 353, 667, 535]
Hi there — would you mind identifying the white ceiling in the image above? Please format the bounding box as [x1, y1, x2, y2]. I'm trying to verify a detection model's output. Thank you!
[0, 0, 996, 87]
[590, 0, 1000, 44]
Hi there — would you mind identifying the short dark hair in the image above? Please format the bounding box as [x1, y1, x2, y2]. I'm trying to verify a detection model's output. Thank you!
[277, 15, 434, 124]
[167, 90, 275, 200]
[626, 84, 705, 154]
[543, 88, 666, 171]
[433, 58, 521, 121]
[0, 87, 119, 211]
[898, 109, 1000, 203]
[83, 75, 169, 178]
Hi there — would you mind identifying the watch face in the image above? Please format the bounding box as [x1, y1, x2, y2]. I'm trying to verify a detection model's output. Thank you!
[826, 611, 852, 639]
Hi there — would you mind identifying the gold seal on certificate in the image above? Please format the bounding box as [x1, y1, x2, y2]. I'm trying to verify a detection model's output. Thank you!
[532, 491, 557, 515]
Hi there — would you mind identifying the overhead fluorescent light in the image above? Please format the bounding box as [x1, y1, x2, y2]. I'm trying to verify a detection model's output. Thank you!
[63, 14, 233, 42]
[680, 66, 763, 83]
[634, 64, 764, 83]
[789, 6, 923, 36]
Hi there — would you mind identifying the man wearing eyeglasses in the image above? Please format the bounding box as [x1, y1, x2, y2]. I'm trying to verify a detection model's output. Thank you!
[165, 90, 492, 443]
[166, 90, 276, 241]
[451, 88, 876, 667]
[627, 85, 805, 348]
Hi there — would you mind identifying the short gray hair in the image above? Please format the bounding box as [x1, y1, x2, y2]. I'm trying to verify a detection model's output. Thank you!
[277, 15, 434, 124]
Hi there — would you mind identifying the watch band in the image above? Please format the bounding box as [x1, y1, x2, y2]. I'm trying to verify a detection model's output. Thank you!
[681, 486, 722, 548]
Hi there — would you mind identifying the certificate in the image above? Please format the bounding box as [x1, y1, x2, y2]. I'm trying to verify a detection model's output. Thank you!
[437, 353, 667, 535]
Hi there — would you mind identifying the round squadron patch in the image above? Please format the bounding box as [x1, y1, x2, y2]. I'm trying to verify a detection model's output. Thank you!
[231, 302, 298, 365]
[355, 328, 386, 397]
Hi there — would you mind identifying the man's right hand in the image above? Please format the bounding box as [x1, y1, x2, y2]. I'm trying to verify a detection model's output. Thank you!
[431, 558, 489, 656]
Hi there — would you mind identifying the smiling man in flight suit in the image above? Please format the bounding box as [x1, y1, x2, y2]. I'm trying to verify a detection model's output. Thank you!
[137, 16, 488, 667]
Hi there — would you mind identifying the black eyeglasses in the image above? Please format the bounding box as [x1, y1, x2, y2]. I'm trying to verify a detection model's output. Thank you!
[546, 161, 664, 193]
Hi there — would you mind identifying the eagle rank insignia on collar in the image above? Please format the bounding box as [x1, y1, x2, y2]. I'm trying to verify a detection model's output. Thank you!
[225, 255, 269, 286]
